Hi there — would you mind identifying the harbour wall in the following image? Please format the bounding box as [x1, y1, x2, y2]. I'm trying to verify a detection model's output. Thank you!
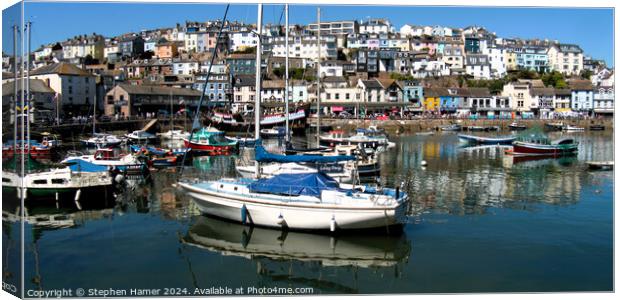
[310, 118, 614, 135]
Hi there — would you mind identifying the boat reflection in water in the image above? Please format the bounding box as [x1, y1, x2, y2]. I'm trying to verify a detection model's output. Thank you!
[183, 216, 411, 268]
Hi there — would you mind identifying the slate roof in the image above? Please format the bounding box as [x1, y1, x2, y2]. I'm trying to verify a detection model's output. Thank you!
[115, 83, 202, 97]
[2, 79, 55, 96]
[30, 62, 90, 76]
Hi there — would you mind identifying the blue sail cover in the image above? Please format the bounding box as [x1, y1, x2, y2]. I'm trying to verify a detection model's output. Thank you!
[64, 159, 110, 173]
[248, 173, 346, 197]
[255, 140, 354, 163]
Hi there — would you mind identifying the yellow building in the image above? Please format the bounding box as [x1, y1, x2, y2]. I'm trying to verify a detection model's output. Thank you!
[422, 87, 443, 111]
[503, 50, 517, 71]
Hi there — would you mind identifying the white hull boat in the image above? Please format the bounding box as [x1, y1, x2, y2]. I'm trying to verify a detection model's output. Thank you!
[158, 130, 190, 141]
[125, 130, 158, 142]
[81, 134, 124, 148]
[178, 174, 408, 231]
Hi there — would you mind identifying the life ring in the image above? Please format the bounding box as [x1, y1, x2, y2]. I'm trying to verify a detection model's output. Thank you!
[42, 140, 49, 147]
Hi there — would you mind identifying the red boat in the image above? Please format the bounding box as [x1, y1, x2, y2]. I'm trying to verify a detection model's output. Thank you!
[2, 141, 51, 159]
[510, 137, 578, 156]
[182, 128, 238, 156]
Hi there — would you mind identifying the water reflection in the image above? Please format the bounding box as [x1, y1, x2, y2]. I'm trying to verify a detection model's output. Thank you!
[184, 216, 411, 268]
[381, 132, 611, 216]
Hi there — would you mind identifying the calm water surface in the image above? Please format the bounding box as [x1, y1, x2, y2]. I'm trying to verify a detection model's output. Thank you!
[3, 131, 613, 294]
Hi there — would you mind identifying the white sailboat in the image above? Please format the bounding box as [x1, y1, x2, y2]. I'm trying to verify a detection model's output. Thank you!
[178, 5, 409, 232]
[159, 91, 190, 140]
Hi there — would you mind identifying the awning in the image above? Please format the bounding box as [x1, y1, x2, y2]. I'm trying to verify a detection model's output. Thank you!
[331, 106, 344, 112]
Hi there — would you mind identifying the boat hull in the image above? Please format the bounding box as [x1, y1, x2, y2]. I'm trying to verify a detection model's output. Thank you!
[512, 141, 578, 155]
[183, 140, 237, 155]
[180, 183, 407, 231]
[458, 134, 516, 145]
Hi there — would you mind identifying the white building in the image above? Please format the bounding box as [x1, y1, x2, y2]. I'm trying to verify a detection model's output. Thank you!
[547, 44, 584, 75]
[269, 35, 337, 61]
[172, 60, 200, 75]
[465, 54, 491, 79]
[483, 47, 507, 78]
[29, 62, 96, 115]
[359, 19, 394, 35]
[593, 86, 614, 116]
[229, 31, 259, 52]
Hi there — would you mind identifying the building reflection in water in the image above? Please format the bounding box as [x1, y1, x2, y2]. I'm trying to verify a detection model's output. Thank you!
[381, 133, 595, 216]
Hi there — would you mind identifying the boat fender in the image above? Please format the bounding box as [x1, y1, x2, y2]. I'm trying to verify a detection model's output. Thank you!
[330, 216, 336, 232]
[115, 174, 125, 184]
[421, 160, 427, 166]
[241, 204, 248, 225]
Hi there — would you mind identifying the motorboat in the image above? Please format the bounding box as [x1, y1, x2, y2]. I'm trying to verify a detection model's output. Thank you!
[439, 124, 462, 131]
[260, 127, 286, 138]
[61, 148, 147, 175]
[510, 136, 578, 156]
[586, 161, 613, 170]
[2, 156, 115, 200]
[458, 134, 516, 145]
[563, 124, 585, 132]
[508, 122, 527, 131]
[125, 130, 158, 142]
[2, 140, 51, 159]
[158, 129, 190, 141]
[81, 133, 125, 148]
[183, 127, 238, 155]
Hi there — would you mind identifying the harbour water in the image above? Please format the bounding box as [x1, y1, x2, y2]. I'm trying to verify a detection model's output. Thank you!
[2, 131, 613, 294]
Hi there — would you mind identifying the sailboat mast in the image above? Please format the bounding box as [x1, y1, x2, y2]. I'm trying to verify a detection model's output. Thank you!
[284, 4, 290, 142]
[315, 7, 321, 146]
[26, 22, 31, 147]
[13, 25, 18, 149]
[254, 4, 263, 178]
[170, 90, 173, 132]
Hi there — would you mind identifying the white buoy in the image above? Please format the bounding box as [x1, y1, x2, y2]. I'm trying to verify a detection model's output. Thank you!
[330, 216, 336, 232]
[421, 160, 427, 166]
[115, 174, 125, 183]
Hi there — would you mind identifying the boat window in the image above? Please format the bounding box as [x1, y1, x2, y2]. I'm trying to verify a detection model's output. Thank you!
[51, 179, 66, 184]
[33, 179, 47, 184]
[2, 178, 10, 183]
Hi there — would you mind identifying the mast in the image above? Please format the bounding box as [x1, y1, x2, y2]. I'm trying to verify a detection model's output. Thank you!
[26, 22, 31, 146]
[284, 3, 290, 142]
[315, 7, 321, 146]
[254, 4, 263, 178]
[170, 90, 173, 132]
[13, 25, 18, 150]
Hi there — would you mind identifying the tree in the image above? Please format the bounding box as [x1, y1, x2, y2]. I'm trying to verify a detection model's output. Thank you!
[232, 47, 256, 54]
[389, 72, 414, 81]
[541, 71, 567, 88]
[580, 69, 593, 80]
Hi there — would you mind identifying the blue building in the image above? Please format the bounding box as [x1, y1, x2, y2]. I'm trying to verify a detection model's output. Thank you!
[514, 47, 549, 73]
[401, 80, 424, 109]
[193, 72, 231, 107]
[569, 80, 594, 114]
[439, 88, 464, 114]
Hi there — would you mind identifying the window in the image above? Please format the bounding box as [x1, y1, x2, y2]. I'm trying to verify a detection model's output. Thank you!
[326, 93, 331, 100]
[68, 86, 73, 94]
[85, 77, 89, 83]
[345, 93, 350, 100]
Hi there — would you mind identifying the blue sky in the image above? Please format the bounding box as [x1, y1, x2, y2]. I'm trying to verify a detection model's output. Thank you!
[2, 2, 614, 66]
